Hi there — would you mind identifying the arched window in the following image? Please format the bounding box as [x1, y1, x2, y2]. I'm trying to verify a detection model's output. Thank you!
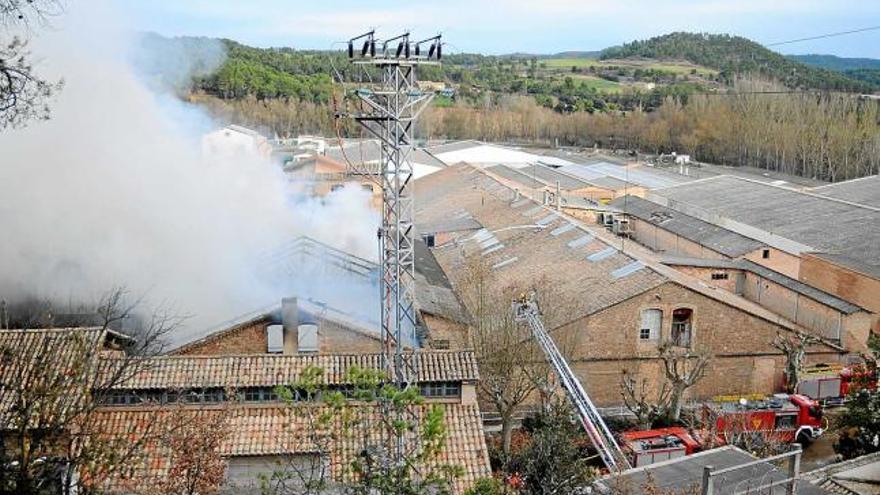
[671, 308, 693, 347]
[639, 309, 662, 341]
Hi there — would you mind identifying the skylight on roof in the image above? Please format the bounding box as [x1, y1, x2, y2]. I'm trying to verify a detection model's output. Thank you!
[492, 257, 518, 270]
[567, 235, 593, 248]
[536, 214, 557, 226]
[587, 247, 616, 262]
[551, 223, 576, 236]
[482, 244, 504, 256]
[611, 261, 645, 279]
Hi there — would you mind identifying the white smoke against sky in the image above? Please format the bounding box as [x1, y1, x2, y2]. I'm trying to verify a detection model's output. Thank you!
[0, 2, 379, 343]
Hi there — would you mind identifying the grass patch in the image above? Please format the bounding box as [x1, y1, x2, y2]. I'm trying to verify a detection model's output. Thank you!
[542, 58, 599, 69]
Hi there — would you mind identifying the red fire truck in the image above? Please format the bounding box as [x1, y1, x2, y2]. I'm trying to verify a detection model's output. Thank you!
[796, 363, 877, 405]
[714, 393, 825, 444]
[620, 394, 825, 467]
[621, 427, 702, 467]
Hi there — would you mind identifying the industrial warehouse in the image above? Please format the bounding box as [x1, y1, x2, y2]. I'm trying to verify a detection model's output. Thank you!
[3, 5, 880, 495]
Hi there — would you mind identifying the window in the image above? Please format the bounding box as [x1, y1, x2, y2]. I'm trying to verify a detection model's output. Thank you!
[420, 381, 461, 398]
[422, 233, 436, 248]
[671, 308, 693, 347]
[775, 414, 797, 430]
[298, 324, 319, 353]
[267, 324, 283, 354]
[711, 272, 729, 280]
[762, 249, 770, 259]
[227, 455, 326, 491]
[639, 309, 662, 341]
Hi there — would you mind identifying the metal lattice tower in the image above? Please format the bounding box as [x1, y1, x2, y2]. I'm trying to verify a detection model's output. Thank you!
[343, 31, 441, 480]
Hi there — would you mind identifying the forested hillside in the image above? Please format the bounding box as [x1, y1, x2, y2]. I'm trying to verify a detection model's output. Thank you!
[788, 54, 880, 91]
[602, 32, 876, 92]
[158, 32, 880, 182]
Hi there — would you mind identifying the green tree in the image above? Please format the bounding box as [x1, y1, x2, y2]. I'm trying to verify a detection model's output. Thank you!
[264, 365, 462, 495]
[835, 334, 880, 459]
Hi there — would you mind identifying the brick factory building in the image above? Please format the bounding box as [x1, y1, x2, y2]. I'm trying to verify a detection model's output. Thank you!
[413, 164, 851, 406]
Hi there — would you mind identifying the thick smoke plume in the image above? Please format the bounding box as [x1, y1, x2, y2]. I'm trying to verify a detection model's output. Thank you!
[0, 4, 379, 344]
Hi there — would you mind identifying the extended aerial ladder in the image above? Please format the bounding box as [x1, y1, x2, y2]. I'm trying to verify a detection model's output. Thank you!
[513, 292, 631, 471]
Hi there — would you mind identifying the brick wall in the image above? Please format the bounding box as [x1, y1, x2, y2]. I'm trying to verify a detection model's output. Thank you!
[800, 254, 880, 332]
[423, 314, 469, 350]
[174, 317, 383, 356]
[175, 318, 272, 355]
[548, 282, 843, 406]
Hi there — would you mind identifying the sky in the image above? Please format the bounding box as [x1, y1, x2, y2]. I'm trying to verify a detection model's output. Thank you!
[120, 0, 880, 58]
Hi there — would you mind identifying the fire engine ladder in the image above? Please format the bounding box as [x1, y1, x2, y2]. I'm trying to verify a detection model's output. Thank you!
[513, 293, 631, 471]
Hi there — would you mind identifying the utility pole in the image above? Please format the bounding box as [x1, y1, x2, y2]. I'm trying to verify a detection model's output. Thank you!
[342, 30, 441, 487]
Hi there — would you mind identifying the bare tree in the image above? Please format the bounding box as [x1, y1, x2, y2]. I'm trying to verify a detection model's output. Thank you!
[0, 287, 182, 494]
[619, 370, 670, 430]
[0, 0, 64, 130]
[771, 331, 819, 394]
[132, 405, 232, 495]
[458, 256, 576, 459]
[658, 342, 711, 424]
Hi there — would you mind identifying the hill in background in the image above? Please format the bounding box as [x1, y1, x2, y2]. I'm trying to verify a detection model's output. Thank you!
[600, 32, 876, 92]
[788, 53, 880, 89]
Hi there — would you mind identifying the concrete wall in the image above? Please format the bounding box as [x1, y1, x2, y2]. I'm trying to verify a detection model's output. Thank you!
[744, 247, 801, 279]
[549, 282, 843, 406]
[800, 254, 880, 332]
[629, 218, 727, 260]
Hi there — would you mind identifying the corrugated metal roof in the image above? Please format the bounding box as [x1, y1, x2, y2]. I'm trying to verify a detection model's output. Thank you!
[608, 195, 765, 257]
[653, 176, 880, 278]
[811, 175, 880, 208]
[562, 162, 691, 189]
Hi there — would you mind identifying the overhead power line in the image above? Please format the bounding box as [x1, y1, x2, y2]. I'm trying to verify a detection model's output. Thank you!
[766, 25, 880, 47]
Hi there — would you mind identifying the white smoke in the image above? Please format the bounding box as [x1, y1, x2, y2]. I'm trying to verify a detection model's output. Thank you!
[0, 3, 380, 344]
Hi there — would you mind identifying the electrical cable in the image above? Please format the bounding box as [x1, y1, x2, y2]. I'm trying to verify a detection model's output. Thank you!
[765, 25, 880, 47]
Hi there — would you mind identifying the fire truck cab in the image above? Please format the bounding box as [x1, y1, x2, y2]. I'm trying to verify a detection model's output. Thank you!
[715, 394, 825, 444]
[620, 427, 701, 467]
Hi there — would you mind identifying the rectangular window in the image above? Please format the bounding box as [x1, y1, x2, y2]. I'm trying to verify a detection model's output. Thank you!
[640, 309, 662, 341]
[671, 308, 693, 347]
[422, 233, 436, 248]
[762, 249, 770, 259]
[267, 324, 283, 354]
[711, 272, 729, 280]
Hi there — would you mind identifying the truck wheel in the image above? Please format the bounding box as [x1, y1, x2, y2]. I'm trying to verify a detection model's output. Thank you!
[796, 431, 813, 446]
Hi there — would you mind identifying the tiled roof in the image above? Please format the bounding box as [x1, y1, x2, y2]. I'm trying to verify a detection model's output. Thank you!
[95, 403, 491, 494]
[110, 351, 479, 390]
[413, 164, 668, 328]
[0, 328, 129, 426]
